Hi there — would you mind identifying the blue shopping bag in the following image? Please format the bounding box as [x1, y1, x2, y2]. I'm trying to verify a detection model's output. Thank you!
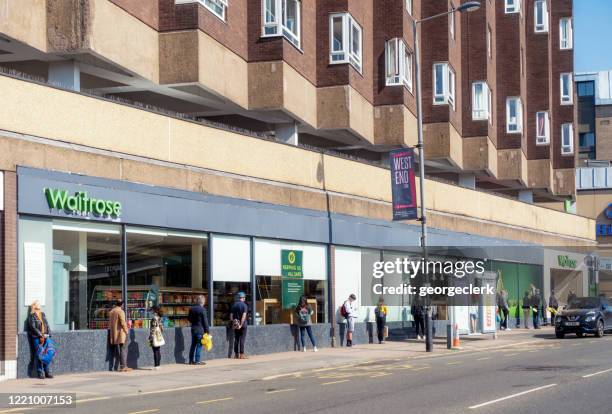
[37, 337, 57, 365]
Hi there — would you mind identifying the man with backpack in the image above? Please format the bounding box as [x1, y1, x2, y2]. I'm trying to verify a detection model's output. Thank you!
[341, 294, 358, 347]
[230, 292, 249, 359]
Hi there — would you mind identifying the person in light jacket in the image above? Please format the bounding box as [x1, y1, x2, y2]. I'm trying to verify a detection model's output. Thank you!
[109, 300, 131, 372]
[28, 300, 53, 379]
[295, 296, 318, 352]
[148, 305, 164, 370]
[343, 294, 359, 347]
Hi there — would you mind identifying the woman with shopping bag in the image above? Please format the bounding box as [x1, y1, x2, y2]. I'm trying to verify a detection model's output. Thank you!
[28, 300, 54, 379]
[148, 306, 165, 370]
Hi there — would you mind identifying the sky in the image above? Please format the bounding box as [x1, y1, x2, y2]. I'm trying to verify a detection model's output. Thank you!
[574, 1, 612, 72]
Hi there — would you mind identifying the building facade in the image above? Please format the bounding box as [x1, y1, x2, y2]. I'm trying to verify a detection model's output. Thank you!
[0, 0, 588, 380]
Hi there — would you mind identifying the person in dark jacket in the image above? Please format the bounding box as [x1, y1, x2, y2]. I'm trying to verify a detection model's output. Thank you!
[230, 292, 249, 359]
[411, 300, 425, 340]
[375, 297, 388, 344]
[549, 290, 559, 325]
[188, 295, 209, 365]
[532, 289, 541, 329]
[295, 296, 317, 352]
[28, 300, 53, 379]
[522, 292, 531, 329]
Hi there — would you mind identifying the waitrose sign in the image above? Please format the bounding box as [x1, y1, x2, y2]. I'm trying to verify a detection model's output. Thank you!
[45, 188, 122, 218]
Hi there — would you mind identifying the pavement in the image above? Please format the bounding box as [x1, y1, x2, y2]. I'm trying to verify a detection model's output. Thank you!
[1, 327, 611, 414]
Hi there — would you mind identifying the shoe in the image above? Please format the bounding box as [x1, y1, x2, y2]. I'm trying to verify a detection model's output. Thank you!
[302, 347, 307, 352]
[506, 328, 511, 331]
[38, 373, 45, 380]
[313, 347, 318, 352]
[239, 354, 248, 359]
[45, 372, 54, 379]
[120, 367, 132, 372]
[381, 341, 386, 344]
[235, 354, 240, 359]
[154, 366, 160, 370]
[196, 361, 206, 365]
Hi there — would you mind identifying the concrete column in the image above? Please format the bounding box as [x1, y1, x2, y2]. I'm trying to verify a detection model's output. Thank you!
[458, 174, 476, 189]
[48, 61, 80, 91]
[192, 243, 203, 289]
[518, 190, 534, 204]
[275, 123, 299, 145]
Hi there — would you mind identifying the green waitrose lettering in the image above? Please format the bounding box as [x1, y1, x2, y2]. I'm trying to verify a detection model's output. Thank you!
[45, 188, 121, 217]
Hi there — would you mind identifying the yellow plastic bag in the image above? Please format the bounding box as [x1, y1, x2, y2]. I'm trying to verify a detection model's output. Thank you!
[201, 333, 213, 351]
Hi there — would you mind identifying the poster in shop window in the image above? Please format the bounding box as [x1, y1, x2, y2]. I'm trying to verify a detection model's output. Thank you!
[24, 242, 46, 306]
[390, 148, 418, 221]
[281, 249, 304, 309]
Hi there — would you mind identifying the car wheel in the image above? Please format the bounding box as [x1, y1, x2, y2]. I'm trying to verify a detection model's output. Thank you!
[595, 320, 605, 338]
[555, 331, 565, 339]
[576, 332, 584, 338]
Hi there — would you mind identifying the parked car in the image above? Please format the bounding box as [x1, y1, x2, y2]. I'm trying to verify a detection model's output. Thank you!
[555, 296, 612, 338]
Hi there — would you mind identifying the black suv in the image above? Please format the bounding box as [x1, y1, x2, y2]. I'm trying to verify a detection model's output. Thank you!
[555, 296, 612, 338]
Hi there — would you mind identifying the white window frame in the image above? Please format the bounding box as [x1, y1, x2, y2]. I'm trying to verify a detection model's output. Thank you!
[505, 0, 519, 14]
[561, 123, 574, 155]
[506, 97, 522, 133]
[262, 0, 301, 49]
[534, 0, 548, 33]
[176, 0, 228, 21]
[535, 111, 550, 145]
[560, 73, 573, 105]
[449, 4, 455, 40]
[329, 13, 362, 72]
[472, 81, 490, 121]
[487, 25, 492, 59]
[433, 63, 455, 108]
[559, 18, 573, 50]
[385, 38, 413, 91]
[406, 0, 413, 16]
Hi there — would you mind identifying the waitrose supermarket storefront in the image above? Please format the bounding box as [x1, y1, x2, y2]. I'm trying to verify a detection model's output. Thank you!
[13, 167, 546, 378]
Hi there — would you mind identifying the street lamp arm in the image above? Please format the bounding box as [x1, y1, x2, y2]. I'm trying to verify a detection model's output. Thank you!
[414, 1, 481, 25]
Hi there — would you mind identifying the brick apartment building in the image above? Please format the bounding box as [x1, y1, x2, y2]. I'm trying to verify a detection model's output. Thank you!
[0, 0, 589, 380]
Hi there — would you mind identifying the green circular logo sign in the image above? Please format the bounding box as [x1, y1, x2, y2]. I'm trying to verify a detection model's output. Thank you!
[288, 251, 296, 264]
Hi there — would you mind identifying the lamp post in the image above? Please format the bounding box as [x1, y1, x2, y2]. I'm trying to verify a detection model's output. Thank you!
[411, 1, 480, 352]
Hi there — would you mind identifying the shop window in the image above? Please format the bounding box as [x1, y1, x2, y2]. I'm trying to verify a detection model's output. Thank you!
[124, 228, 208, 329]
[534, 0, 548, 33]
[506, 97, 522, 133]
[255, 239, 327, 325]
[329, 13, 362, 72]
[211, 234, 252, 326]
[559, 18, 573, 50]
[560, 73, 573, 105]
[535, 111, 550, 145]
[262, 0, 301, 48]
[385, 38, 413, 90]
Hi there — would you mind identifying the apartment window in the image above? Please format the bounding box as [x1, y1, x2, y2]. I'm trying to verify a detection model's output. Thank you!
[176, 0, 228, 21]
[534, 0, 548, 33]
[505, 0, 519, 13]
[577, 81, 595, 97]
[385, 38, 413, 90]
[506, 97, 522, 133]
[433, 63, 455, 108]
[535, 111, 550, 144]
[449, 4, 455, 40]
[559, 18, 573, 50]
[561, 123, 574, 155]
[472, 82, 490, 120]
[329, 13, 362, 72]
[406, 0, 413, 15]
[262, 0, 301, 48]
[487, 26, 492, 59]
[560, 73, 573, 105]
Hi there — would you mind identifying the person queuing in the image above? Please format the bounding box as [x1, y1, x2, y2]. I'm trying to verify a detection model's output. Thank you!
[411, 299, 425, 340]
[188, 295, 209, 365]
[28, 300, 53, 379]
[548, 290, 559, 325]
[375, 297, 388, 344]
[295, 296, 318, 352]
[342, 294, 359, 347]
[109, 299, 131, 372]
[498, 289, 510, 331]
[532, 289, 541, 329]
[148, 305, 165, 370]
[522, 292, 531, 329]
[230, 292, 249, 359]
